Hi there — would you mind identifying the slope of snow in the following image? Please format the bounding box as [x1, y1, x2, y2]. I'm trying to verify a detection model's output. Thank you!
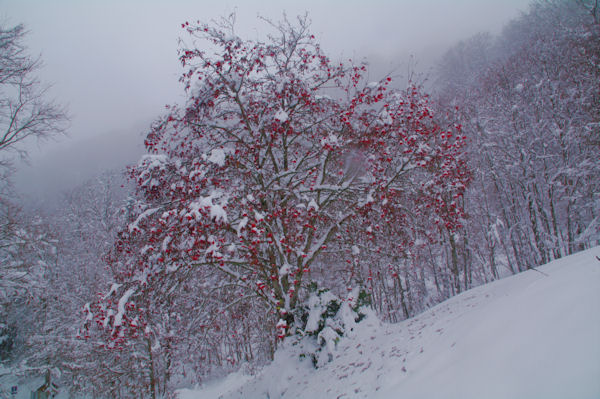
[179, 247, 600, 399]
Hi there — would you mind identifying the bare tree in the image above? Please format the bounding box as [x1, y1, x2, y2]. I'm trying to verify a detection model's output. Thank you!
[0, 21, 68, 379]
[0, 23, 68, 183]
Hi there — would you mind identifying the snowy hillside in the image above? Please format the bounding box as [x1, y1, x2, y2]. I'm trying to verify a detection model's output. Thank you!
[178, 247, 600, 399]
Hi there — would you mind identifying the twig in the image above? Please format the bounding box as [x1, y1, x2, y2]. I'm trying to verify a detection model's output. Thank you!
[529, 266, 549, 277]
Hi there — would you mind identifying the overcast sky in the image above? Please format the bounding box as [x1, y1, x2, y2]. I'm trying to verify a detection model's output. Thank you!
[2, 0, 530, 203]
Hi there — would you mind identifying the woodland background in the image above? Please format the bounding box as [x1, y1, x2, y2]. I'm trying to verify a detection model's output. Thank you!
[1, 1, 598, 397]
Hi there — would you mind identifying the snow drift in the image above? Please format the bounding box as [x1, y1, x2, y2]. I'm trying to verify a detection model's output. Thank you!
[178, 246, 600, 399]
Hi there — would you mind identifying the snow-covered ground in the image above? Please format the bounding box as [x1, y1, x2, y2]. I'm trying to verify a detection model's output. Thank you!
[178, 246, 600, 399]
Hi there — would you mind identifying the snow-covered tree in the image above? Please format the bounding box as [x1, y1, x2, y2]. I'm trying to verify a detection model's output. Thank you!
[0, 200, 57, 365]
[435, 0, 600, 281]
[39, 172, 129, 395]
[88, 16, 468, 395]
[0, 20, 67, 369]
[1, 172, 129, 395]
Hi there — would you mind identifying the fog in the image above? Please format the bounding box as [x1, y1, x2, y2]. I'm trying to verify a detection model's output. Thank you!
[2, 0, 530, 204]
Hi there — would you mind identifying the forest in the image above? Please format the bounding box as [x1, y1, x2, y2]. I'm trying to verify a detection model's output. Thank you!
[1, 1, 598, 397]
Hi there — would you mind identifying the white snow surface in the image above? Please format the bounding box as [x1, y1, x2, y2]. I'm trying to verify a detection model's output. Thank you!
[187, 194, 228, 223]
[113, 287, 136, 328]
[177, 247, 600, 399]
[274, 109, 289, 123]
[206, 148, 226, 166]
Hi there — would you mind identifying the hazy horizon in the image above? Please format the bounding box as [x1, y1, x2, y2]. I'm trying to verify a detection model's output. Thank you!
[2, 0, 530, 203]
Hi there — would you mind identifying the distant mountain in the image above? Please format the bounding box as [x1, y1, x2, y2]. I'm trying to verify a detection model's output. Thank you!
[13, 124, 145, 209]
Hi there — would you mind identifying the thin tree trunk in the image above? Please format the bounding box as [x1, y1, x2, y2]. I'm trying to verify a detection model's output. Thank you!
[147, 337, 156, 399]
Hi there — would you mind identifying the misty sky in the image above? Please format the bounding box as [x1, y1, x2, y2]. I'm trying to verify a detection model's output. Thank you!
[2, 0, 530, 202]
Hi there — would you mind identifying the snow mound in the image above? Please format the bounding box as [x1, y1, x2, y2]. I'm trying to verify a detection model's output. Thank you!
[177, 247, 600, 399]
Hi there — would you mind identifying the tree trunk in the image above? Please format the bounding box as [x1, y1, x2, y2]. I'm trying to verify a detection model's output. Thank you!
[146, 337, 156, 399]
[447, 230, 461, 294]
